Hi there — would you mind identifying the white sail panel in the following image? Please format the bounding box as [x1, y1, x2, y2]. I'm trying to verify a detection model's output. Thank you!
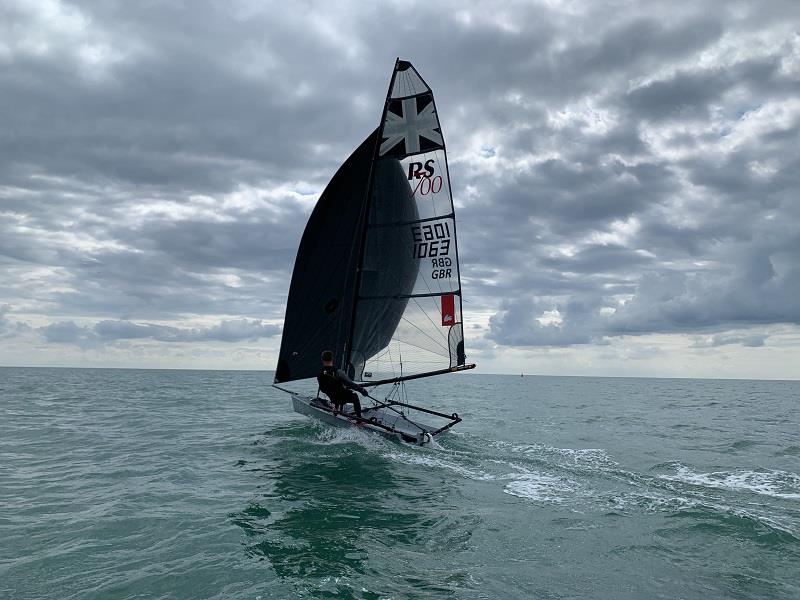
[359, 296, 464, 382]
[390, 61, 430, 98]
[398, 150, 452, 220]
[409, 217, 459, 295]
[349, 60, 465, 380]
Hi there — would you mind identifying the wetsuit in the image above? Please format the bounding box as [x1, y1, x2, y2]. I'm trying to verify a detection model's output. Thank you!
[317, 366, 364, 418]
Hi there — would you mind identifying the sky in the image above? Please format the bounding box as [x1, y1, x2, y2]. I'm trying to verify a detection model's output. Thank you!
[1, 0, 799, 379]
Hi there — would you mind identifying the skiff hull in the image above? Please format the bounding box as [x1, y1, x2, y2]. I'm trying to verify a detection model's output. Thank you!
[291, 394, 436, 446]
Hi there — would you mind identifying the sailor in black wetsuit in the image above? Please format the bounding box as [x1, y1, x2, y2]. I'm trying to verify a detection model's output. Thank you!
[317, 350, 367, 418]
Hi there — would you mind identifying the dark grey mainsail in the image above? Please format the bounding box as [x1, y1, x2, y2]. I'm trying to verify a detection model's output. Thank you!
[276, 59, 467, 386]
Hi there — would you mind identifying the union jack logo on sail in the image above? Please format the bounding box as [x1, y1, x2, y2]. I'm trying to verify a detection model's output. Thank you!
[380, 94, 444, 158]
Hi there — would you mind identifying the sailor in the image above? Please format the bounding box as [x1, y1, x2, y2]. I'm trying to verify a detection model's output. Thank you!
[317, 350, 367, 418]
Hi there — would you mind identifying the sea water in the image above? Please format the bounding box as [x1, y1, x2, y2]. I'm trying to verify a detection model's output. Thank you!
[1, 367, 798, 599]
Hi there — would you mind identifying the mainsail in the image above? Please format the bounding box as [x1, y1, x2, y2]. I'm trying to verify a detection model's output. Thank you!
[275, 59, 466, 384]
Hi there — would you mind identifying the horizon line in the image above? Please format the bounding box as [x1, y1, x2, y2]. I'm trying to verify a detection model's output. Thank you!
[1, 364, 797, 383]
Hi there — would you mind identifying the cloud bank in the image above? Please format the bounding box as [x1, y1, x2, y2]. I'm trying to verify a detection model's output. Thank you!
[1, 0, 799, 376]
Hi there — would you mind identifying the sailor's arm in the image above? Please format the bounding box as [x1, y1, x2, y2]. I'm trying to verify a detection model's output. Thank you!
[335, 369, 368, 395]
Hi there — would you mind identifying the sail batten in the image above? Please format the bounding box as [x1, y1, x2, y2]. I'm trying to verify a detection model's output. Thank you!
[358, 291, 461, 301]
[367, 212, 456, 229]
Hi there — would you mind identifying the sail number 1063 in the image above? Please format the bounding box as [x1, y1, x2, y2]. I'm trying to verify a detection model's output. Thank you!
[411, 222, 451, 259]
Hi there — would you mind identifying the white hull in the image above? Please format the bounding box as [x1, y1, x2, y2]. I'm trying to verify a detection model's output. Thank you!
[290, 394, 436, 445]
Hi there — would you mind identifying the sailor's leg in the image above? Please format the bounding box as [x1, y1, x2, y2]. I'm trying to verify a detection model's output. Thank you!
[348, 391, 362, 418]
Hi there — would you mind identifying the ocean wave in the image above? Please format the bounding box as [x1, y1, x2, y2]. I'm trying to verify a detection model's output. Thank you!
[490, 440, 617, 468]
[775, 445, 800, 457]
[503, 473, 580, 504]
[381, 449, 497, 481]
[604, 490, 799, 543]
[659, 465, 800, 500]
[311, 423, 392, 449]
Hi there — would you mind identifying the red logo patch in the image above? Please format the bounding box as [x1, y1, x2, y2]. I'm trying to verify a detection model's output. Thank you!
[441, 294, 455, 326]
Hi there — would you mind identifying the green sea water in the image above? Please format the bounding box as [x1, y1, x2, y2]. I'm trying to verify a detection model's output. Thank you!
[1, 367, 798, 599]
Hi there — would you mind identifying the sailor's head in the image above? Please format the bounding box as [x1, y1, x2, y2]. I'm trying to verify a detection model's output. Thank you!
[321, 350, 334, 366]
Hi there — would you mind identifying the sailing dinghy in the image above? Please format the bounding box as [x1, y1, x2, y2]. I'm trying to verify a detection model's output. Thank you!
[273, 59, 475, 445]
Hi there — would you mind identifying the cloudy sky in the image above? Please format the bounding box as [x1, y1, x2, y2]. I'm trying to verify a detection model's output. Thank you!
[2, 0, 799, 379]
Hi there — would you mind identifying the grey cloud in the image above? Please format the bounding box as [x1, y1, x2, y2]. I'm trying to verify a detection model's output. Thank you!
[40, 321, 82, 343]
[693, 332, 768, 348]
[489, 296, 603, 347]
[134, 219, 303, 272]
[41, 318, 280, 347]
[623, 55, 798, 123]
[461, 155, 676, 258]
[557, 15, 725, 91]
[625, 69, 733, 122]
[94, 318, 280, 342]
[0, 186, 305, 320]
[687, 151, 800, 202]
[2, 1, 800, 364]
[40, 321, 98, 348]
[1, 2, 382, 196]
[198, 319, 281, 342]
[609, 251, 800, 334]
[0, 304, 30, 339]
[539, 245, 653, 275]
[490, 247, 800, 347]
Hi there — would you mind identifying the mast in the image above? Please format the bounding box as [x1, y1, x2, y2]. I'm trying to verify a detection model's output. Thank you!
[344, 58, 401, 375]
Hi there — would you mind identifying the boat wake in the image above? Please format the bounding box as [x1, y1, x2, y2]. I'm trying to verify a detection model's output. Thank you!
[658, 463, 800, 500]
[261, 416, 800, 547]
[308, 425, 800, 540]
[503, 473, 580, 503]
